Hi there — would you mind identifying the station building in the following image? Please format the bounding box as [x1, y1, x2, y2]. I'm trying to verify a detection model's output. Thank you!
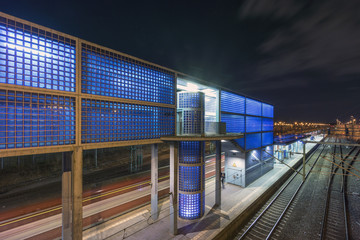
[0, 12, 273, 238]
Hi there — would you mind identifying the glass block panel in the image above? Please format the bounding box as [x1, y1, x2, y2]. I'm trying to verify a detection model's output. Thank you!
[81, 99, 174, 143]
[262, 132, 274, 146]
[81, 44, 175, 104]
[246, 116, 262, 133]
[182, 110, 203, 134]
[246, 98, 262, 116]
[178, 92, 204, 109]
[179, 141, 203, 164]
[221, 91, 245, 114]
[221, 114, 245, 133]
[246, 133, 261, 150]
[0, 89, 75, 149]
[179, 193, 202, 220]
[179, 166, 202, 192]
[262, 118, 274, 131]
[0, 20, 76, 91]
[262, 103, 274, 118]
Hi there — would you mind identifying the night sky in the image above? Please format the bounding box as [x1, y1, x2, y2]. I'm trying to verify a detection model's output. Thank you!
[2, 0, 360, 123]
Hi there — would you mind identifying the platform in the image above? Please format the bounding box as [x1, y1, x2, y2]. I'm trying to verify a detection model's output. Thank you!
[83, 136, 323, 240]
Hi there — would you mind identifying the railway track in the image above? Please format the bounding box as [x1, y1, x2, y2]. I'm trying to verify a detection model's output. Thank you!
[235, 137, 331, 240]
[320, 138, 360, 240]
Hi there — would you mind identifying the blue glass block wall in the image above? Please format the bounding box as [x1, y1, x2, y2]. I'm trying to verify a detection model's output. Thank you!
[262, 103, 274, 118]
[81, 99, 174, 143]
[262, 118, 274, 132]
[221, 114, 245, 133]
[81, 44, 175, 104]
[179, 193, 202, 220]
[246, 133, 262, 150]
[179, 141, 202, 163]
[246, 116, 262, 133]
[262, 132, 274, 146]
[0, 17, 76, 91]
[246, 98, 262, 116]
[0, 89, 75, 149]
[221, 91, 245, 114]
[179, 166, 201, 192]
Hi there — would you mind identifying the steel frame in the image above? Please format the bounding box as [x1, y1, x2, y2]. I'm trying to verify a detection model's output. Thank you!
[0, 11, 176, 158]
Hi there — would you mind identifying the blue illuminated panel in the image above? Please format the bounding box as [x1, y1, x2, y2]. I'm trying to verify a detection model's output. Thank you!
[246, 98, 262, 116]
[221, 91, 245, 114]
[262, 132, 274, 146]
[179, 141, 202, 163]
[262, 103, 274, 118]
[81, 44, 175, 104]
[0, 18, 76, 91]
[235, 138, 245, 149]
[262, 118, 274, 132]
[179, 193, 202, 220]
[0, 89, 75, 149]
[221, 114, 244, 133]
[179, 166, 201, 192]
[246, 116, 262, 133]
[81, 99, 174, 143]
[246, 133, 261, 150]
[178, 141, 204, 220]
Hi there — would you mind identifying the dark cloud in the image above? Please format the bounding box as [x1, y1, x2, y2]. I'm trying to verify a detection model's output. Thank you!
[240, 0, 360, 82]
[237, 0, 360, 122]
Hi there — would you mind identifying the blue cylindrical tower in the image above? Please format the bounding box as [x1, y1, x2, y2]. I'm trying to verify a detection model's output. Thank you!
[177, 92, 205, 220]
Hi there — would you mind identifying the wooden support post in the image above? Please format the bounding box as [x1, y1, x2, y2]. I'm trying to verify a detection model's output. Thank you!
[151, 143, 158, 220]
[169, 142, 178, 235]
[72, 147, 83, 240]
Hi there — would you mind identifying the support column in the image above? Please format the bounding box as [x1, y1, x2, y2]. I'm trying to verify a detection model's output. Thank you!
[62, 152, 72, 240]
[169, 142, 178, 235]
[151, 143, 158, 220]
[302, 143, 306, 182]
[72, 147, 83, 240]
[94, 149, 98, 168]
[215, 141, 222, 206]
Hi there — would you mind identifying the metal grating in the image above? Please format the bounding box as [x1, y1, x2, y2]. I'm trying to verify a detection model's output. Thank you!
[0, 89, 75, 149]
[246, 116, 262, 133]
[0, 18, 76, 91]
[81, 99, 175, 143]
[220, 90, 245, 114]
[81, 44, 175, 104]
